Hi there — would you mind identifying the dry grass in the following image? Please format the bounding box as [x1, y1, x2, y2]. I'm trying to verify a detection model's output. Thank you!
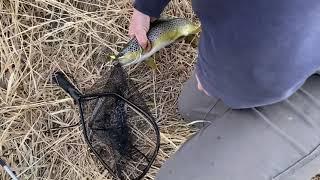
[0, 0, 199, 179]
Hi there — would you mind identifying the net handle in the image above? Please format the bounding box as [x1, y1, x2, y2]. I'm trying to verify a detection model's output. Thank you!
[52, 71, 118, 178]
[52, 71, 82, 101]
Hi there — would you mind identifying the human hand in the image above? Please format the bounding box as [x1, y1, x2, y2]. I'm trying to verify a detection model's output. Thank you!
[195, 74, 210, 96]
[128, 8, 153, 51]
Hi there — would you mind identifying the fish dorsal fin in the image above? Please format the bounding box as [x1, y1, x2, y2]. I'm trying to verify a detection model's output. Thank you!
[150, 17, 176, 27]
[185, 34, 199, 48]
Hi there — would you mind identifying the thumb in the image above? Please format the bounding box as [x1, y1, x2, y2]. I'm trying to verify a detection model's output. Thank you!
[135, 31, 149, 50]
[195, 74, 202, 90]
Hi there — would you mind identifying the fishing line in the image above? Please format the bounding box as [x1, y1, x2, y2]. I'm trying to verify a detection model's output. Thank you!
[0, 158, 19, 180]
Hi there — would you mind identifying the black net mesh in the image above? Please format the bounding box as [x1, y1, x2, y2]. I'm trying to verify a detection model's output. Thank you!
[76, 63, 159, 180]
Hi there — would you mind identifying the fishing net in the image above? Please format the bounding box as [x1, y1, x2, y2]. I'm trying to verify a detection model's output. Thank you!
[52, 62, 160, 180]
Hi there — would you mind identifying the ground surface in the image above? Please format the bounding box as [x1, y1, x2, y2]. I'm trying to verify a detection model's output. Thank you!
[0, 0, 199, 179]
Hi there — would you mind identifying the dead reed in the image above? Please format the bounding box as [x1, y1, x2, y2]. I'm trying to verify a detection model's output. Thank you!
[0, 0, 199, 179]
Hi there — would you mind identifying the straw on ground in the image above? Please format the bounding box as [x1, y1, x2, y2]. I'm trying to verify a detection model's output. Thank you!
[0, 0, 199, 179]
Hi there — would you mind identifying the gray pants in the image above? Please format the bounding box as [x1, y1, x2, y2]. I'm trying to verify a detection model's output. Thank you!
[155, 73, 320, 180]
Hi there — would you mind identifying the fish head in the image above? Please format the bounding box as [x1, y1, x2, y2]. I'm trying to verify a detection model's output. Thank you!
[117, 50, 142, 65]
[112, 38, 143, 65]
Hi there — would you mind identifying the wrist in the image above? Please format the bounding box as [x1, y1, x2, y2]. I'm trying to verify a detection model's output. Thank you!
[133, 2, 162, 18]
[133, 8, 157, 21]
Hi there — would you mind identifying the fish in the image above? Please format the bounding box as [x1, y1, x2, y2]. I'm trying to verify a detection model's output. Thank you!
[110, 18, 201, 67]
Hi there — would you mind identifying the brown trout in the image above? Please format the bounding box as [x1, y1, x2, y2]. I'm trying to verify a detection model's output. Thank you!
[111, 18, 200, 67]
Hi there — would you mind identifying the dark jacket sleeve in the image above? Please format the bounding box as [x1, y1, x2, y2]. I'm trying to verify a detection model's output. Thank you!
[134, 0, 171, 18]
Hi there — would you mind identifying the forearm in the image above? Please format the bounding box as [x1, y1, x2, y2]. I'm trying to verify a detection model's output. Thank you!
[134, 0, 171, 18]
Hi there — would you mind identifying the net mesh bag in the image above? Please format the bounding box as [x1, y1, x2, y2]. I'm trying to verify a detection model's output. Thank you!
[53, 62, 160, 180]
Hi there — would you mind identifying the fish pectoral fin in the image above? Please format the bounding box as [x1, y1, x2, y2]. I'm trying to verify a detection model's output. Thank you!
[144, 57, 157, 69]
[185, 34, 195, 43]
[185, 34, 199, 48]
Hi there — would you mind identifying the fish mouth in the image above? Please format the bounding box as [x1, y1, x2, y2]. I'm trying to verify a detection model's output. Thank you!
[118, 51, 142, 65]
[109, 50, 128, 62]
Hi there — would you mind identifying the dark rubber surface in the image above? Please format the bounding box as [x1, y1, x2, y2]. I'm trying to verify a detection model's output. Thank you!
[156, 75, 320, 180]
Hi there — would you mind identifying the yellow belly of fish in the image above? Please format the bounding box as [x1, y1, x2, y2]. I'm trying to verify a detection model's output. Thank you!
[122, 40, 174, 67]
